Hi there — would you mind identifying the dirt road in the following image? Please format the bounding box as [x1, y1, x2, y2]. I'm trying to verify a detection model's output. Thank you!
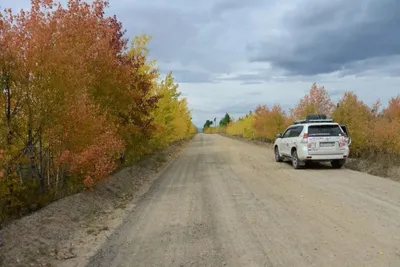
[87, 134, 400, 267]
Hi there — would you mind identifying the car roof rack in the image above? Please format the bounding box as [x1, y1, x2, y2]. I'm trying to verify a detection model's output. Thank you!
[293, 114, 335, 125]
[293, 118, 334, 125]
[306, 114, 327, 120]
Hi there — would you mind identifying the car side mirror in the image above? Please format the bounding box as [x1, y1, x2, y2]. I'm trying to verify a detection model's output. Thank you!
[276, 133, 282, 138]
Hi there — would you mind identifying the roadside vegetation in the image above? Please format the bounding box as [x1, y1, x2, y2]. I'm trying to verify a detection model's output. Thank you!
[203, 83, 400, 174]
[0, 0, 197, 224]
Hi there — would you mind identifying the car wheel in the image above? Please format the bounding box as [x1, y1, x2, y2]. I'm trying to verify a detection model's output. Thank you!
[291, 150, 302, 169]
[274, 146, 283, 162]
[331, 159, 346, 169]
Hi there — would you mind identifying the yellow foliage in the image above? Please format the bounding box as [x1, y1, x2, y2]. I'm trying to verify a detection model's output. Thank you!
[226, 114, 256, 139]
[203, 127, 212, 134]
[253, 105, 289, 141]
[331, 92, 374, 157]
[203, 126, 225, 134]
[151, 72, 196, 149]
[368, 117, 400, 156]
[220, 87, 400, 162]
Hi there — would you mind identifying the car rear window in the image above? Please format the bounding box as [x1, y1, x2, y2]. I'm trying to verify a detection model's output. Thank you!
[308, 125, 343, 136]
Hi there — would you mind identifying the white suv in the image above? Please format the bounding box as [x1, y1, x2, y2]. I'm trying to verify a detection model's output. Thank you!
[274, 116, 350, 169]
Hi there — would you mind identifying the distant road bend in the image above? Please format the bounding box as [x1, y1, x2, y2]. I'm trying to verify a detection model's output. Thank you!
[87, 134, 400, 267]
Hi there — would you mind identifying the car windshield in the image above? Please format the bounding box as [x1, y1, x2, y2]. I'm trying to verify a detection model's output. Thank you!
[308, 124, 343, 136]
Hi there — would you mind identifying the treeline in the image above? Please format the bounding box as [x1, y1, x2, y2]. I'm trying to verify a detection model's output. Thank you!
[204, 83, 400, 161]
[0, 1, 197, 222]
[203, 113, 232, 133]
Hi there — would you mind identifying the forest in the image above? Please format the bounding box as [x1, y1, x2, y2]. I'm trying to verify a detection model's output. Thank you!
[0, 0, 197, 223]
[204, 83, 400, 164]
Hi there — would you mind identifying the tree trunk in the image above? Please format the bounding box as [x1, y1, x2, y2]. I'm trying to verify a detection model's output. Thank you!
[47, 149, 51, 188]
[38, 129, 45, 192]
[55, 166, 59, 199]
[5, 69, 12, 146]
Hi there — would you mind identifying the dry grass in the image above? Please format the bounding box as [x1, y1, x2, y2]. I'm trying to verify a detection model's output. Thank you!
[345, 154, 400, 182]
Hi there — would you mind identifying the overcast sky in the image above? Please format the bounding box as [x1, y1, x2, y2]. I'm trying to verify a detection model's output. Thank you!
[3, 0, 400, 127]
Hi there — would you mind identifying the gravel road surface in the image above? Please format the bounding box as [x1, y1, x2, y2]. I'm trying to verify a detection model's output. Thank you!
[87, 133, 400, 267]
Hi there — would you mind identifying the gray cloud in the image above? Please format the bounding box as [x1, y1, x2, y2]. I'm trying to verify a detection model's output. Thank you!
[249, 0, 400, 76]
[214, 102, 258, 115]
[240, 81, 264, 85]
[337, 55, 400, 77]
[107, 0, 271, 83]
[171, 70, 219, 84]
[211, 0, 265, 16]
[110, 3, 239, 78]
[220, 73, 267, 83]
[119, 7, 201, 63]
[3, 0, 400, 128]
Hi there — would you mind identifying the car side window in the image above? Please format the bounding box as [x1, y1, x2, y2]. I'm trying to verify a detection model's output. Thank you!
[289, 126, 303, 137]
[282, 128, 292, 138]
[288, 127, 298, 138]
[297, 126, 304, 136]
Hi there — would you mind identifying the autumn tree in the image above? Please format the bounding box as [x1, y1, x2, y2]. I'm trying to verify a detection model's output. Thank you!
[0, 1, 197, 221]
[368, 96, 400, 158]
[226, 113, 256, 139]
[107, 34, 161, 162]
[383, 96, 400, 121]
[151, 72, 195, 148]
[253, 105, 288, 141]
[331, 92, 375, 157]
[291, 83, 335, 120]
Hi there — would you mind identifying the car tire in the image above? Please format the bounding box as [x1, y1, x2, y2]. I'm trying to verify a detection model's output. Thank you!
[291, 150, 302, 169]
[331, 159, 346, 169]
[274, 146, 283, 162]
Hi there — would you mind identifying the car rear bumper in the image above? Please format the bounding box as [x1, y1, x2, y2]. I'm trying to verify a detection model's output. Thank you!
[301, 154, 348, 161]
[297, 146, 349, 161]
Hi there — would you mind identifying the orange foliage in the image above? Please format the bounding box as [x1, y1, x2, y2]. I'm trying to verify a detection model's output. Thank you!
[331, 93, 400, 158]
[383, 96, 400, 121]
[331, 92, 374, 157]
[61, 130, 124, 188]
[221, 85, 400, 162]
[253, 105, 289, 141]
[291, 83, 335, 120]
[51, 93, 124, 189]
[367, 96, 400, 156]
[0, 0, 197, 220]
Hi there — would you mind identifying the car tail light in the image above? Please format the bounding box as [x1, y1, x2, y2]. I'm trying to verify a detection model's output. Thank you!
[339, 136, 346, 148]
[301, 133, 309, 143]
